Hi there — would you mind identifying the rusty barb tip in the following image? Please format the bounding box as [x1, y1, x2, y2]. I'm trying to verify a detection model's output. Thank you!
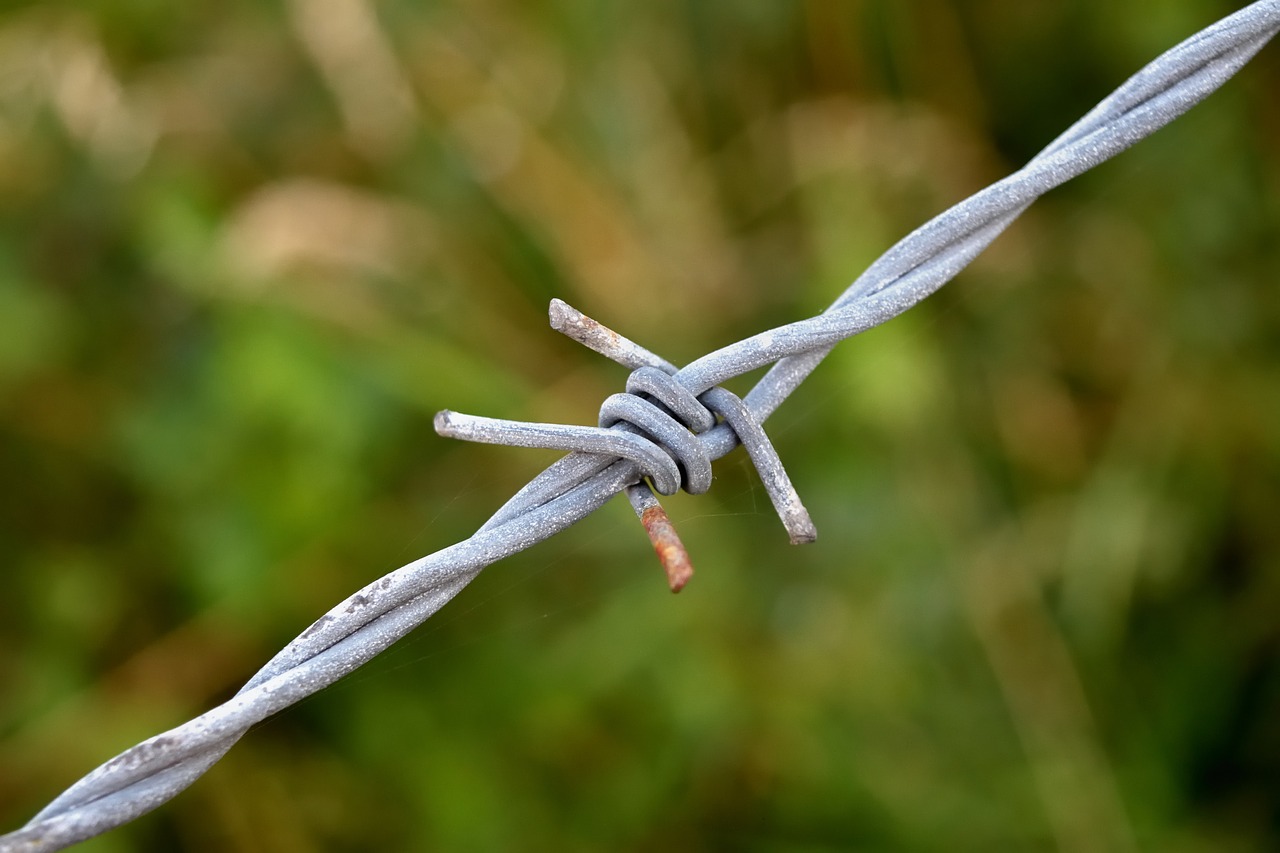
[547, 298, 672, 372]
[640, 503, 694, 593]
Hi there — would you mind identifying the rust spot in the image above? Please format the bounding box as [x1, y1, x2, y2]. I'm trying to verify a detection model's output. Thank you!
[573, 313, 626, 352]
[641, 504, 694, 593]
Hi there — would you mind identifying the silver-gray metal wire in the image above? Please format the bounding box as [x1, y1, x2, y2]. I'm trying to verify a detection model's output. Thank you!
[4, 3, 1277, 849]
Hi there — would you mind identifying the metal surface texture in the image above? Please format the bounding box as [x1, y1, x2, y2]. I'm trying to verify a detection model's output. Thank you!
[4, 2, 1277, 849]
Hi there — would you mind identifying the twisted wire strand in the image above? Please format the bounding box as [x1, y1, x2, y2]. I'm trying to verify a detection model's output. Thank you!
[4, 3, 1277, 850]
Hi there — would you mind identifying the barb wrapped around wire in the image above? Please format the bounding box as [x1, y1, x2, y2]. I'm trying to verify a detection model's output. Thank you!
[3, 3, 1277, 851]
[436, 300, 817, 590]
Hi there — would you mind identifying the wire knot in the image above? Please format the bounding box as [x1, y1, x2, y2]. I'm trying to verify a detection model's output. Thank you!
[597, 366, 716, 496]
[434, 299, 817, 591]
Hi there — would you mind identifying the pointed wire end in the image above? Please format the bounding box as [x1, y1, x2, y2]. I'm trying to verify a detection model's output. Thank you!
[640, 503, 694, 593]
[784, 507, 818, 546]
[547, 297, 623, 355]
[547, 297, 669, 371]
[788, 525, 818, 546]
[548, 297, 578, 332]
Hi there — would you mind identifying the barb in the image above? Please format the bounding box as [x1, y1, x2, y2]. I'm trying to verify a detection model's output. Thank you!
[448, 298, 819, 560]
[629, 485, 694, 593]
[549, 297, 671, 371]
[442, 302, 818, 553]
[4, 3, 1277, 850]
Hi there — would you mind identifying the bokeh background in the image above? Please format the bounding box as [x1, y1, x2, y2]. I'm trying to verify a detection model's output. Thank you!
[1, 2, 1278, 850]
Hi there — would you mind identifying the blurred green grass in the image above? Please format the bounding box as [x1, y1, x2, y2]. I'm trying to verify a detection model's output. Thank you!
[1, 1, 1278, 850]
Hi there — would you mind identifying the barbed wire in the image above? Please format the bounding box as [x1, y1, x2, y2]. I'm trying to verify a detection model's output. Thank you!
[4, 2, 1277, 850]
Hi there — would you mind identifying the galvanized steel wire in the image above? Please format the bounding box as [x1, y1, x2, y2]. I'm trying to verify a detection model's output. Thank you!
[4, 2, 1278, 849]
